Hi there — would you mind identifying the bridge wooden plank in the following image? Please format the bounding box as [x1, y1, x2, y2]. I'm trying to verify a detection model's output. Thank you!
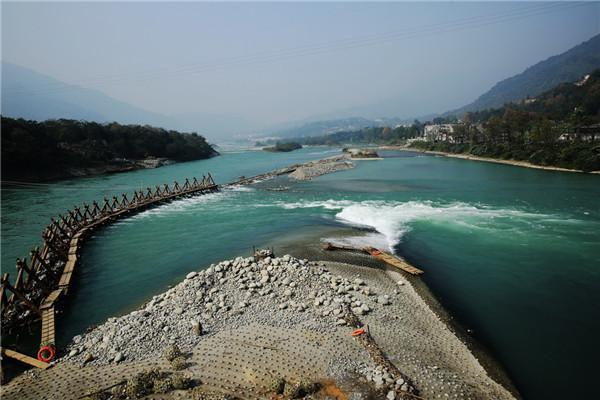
[41, 289, 63, 310]
[40, 307, 56, 345]
[58, 271, 73, 288]
[1, 348, 50, 369]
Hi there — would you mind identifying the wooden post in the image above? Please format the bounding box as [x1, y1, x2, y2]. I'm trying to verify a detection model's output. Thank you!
[164, 184, 171, 194]
[50, 218, 69, 237]
[68, 210, 81, 228]
[192, 177, 199, 188]
[111, 196, 119, 210]
[30, 249, 54, 277]
[19, 259, 50, 293]
[1, 274, 42, 317]
[92, 201, 101, 217]
[154, 185, 162, 197]
[0, 278, 8, 316]
[43, 233, 67, 259]
[63, 213, 76, 229]
[83, 203, 93, 219]
[183, 178, 190, 191]
[120, 193, 130, 208]
[173, 181, 181, 193]
[74, 206, 85, 221]
[9, 260, 25, 302]
[146, 187, 153, 200]
[101, 198, 111, 213]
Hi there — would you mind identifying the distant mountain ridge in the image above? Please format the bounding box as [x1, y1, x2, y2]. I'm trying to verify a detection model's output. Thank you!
[449, 34, 600, 116]
[264, 116, 407, 139]
[1, 62, 175, 128]
[0, 62, 255, 140]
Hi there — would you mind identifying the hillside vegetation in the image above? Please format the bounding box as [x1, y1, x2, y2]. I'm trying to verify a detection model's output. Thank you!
[277, 71, 600, 171]
[411, 70, 600, 171]
[450, 34, 600, 115]
[1, 117, 218, 181]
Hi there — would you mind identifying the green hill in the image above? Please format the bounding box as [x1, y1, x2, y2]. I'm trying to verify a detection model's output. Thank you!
[1, 117, 219, 181]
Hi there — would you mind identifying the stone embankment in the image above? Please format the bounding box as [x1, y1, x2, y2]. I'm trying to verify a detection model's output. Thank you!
[289, 156, 354, 181]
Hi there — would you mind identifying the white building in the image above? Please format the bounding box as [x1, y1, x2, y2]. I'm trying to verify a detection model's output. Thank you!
[424, 124, 456, 142]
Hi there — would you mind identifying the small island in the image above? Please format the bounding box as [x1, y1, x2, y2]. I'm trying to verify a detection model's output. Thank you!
[263, 141, 303, 152]
[343, 148, 381, 159]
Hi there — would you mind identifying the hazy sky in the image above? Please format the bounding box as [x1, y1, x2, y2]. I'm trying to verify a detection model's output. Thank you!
[2, 1, 599, 128]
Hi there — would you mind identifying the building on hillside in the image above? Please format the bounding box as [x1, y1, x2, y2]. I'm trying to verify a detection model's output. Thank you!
[558, 124, 599, 142]
[424, 124, 456, 142]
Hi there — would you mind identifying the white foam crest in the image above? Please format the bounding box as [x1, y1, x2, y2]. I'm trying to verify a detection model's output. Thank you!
[225, 185, 255, 192]
[130, 191, 228, 220]
[278, 199, 355, 210]
[335, 200, 552, 249]
[276, 198, 555, 250]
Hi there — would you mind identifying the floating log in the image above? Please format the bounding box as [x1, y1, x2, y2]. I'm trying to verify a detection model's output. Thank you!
[322, 242, 424, 276]
[1, 348, 50, 370]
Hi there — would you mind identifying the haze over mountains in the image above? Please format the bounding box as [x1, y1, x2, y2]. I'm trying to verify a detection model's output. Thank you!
[1, 62, 255, 141]
[448, 33, 600, 116]
[2, 33, 600, 140]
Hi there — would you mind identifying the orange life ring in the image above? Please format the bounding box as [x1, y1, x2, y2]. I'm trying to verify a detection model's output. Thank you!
[37, 345, 56, 363]
[351, 328, 366, 337]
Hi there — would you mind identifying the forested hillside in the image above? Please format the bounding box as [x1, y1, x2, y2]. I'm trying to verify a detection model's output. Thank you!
[450, 34, 600, 115]
[411, 70, 600, 171]
[1, 117, 218, 181]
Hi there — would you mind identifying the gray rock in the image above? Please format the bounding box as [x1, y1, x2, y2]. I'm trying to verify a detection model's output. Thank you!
[185, 271, 198, 280]
[114, 352, 124, 363]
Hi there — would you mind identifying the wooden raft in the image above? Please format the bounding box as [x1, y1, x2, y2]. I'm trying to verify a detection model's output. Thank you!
[322, 242, 424, 276]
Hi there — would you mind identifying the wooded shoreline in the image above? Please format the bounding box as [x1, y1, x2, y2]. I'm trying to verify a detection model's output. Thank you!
[382, 146, 600, 174]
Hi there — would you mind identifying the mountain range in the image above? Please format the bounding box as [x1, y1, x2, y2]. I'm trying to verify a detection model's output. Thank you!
[448, 33, 600, 116]
[0, 62, 253, 141]
[2, 33, 600, 140]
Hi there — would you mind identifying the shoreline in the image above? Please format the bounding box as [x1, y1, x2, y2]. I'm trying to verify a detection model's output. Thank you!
[378, 146, 600, 174]
[1, 155, 219, 184]
[2, 252, 518, 400]
[270, 229, 521, 399]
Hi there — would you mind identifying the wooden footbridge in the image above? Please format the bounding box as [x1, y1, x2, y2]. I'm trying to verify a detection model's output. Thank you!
[1, 174, 218, 369]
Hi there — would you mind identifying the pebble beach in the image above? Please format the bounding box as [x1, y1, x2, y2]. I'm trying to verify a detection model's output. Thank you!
[3, 252, 518, 400]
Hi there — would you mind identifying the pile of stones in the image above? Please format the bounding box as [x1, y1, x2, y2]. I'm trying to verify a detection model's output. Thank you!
[357, 364, 416, 400]
[60, 254, 395, 366]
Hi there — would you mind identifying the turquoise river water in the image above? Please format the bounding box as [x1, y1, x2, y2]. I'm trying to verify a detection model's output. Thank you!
[2, 147, 599, 399]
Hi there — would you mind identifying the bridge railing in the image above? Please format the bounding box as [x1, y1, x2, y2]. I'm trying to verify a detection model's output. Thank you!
[1, 173, 217, 336]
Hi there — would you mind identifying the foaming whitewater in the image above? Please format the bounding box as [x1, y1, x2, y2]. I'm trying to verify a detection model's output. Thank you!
[277, 199, 555, 250]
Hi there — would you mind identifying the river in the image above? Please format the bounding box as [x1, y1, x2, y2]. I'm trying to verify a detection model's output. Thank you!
[2, 147, 599, 399]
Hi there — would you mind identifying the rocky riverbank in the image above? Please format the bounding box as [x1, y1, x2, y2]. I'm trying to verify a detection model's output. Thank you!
[226, 154, 354, 186]
[0, 253, 518, 400]
[289, 156, 354, 180]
